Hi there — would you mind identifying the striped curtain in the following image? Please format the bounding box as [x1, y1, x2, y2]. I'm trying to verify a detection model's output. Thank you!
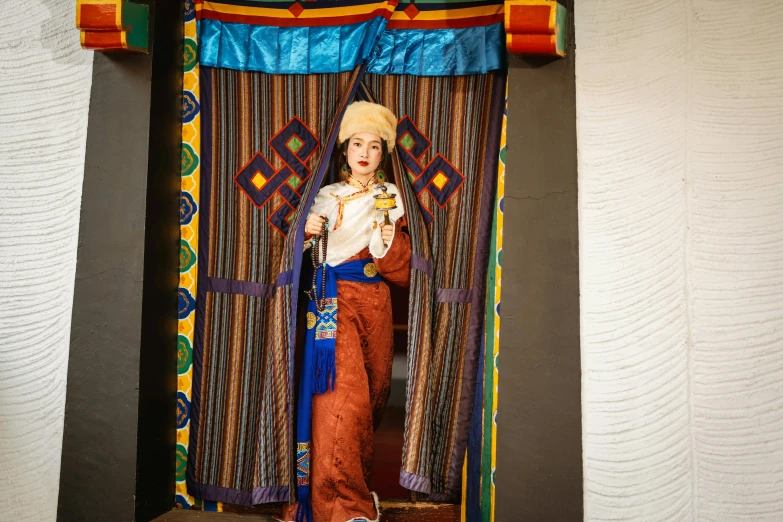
[182, 0, 507, 514]
[359, 74, 505, 499]
[188, 67, 363, 504]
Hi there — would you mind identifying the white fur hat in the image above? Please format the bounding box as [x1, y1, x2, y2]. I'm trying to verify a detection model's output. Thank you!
[338, 101, 398, 150]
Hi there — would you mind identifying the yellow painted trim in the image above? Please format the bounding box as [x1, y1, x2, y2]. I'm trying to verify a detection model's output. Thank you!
[76, 1, 82, 29]
[116, 0, 123, 30]
[505, 0, 555, 5]
[391, 5, 503, 21]
[177, 11, 205, 511]
[548, 2, 556, 31]
[461, 451, 468, 522]
[79, 30, 86, 48]
[202, 0, 394, 19]
[490, 80, 508, 522]
[121, 30, 128, 49]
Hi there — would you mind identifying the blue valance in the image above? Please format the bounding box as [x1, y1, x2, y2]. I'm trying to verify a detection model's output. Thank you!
[199, 18, 390, 74]
[196, 0, 506, 76]
[367, 24, 504, 76]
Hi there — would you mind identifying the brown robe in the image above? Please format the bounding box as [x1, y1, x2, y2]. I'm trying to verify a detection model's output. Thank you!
[281, 220, 411, 522]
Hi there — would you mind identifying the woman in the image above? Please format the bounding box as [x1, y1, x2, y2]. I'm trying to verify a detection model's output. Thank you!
[281, 101, 411, 522]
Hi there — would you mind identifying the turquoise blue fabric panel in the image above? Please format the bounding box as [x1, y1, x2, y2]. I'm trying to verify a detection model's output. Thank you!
[367, 23, 505, 76]
[198, 18, 505, 76]
[199, 18, 390, 74]
[250, 26, 280, 72]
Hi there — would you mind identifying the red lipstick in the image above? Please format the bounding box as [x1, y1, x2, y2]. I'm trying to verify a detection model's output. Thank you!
[358, 161, 369, 167]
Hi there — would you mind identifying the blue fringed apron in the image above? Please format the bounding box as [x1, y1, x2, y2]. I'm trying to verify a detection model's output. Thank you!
[295, 257, 383, 522]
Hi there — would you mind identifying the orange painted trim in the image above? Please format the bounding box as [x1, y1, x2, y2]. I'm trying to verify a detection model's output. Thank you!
[504, 0, 565, 57]
[76, 0, 123, 31]
[506, 33, 561, 56]
[81, 30, 125, 49]
[505, 4, 553, 34]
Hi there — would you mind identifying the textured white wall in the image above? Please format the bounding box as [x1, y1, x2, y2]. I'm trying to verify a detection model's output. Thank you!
[577, 0, 783, 520]
[0, 1, 92, 521]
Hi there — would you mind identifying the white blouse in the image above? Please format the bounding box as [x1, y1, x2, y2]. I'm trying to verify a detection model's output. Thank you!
[306, 181, 405, 267]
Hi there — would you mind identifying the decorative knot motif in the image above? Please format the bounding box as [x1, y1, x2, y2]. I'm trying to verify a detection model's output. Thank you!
[234, 117, 320, 236]
[396, 116, 464, 224]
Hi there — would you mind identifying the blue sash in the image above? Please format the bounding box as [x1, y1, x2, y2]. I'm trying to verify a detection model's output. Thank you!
[295, 257, 383, 522]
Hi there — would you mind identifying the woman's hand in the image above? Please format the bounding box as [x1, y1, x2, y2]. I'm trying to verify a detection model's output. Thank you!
[305, 214, 326, 236]
[381, 224, 394, 244]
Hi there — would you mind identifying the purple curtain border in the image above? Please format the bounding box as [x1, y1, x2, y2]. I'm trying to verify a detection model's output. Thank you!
[207, 277, 276, 298]
[186, 479, 290, 505]
[436, 288, 472, 303]
[410, 252, 433, 278]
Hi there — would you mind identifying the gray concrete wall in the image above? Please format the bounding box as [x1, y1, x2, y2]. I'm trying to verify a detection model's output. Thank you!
[57, 50, 153, 522]
[57, 2, 182, 521]
[496, 0, 583, 518]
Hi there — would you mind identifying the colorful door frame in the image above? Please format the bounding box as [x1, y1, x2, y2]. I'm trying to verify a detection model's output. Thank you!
[176, 0, 507, 518]
[58, 2, 580, 521]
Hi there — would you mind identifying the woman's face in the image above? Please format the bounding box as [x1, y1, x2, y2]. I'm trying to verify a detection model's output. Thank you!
[345, 132, 383, 178]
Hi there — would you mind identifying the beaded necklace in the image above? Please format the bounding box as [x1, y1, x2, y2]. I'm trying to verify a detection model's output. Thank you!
[304, 218, 329, 313]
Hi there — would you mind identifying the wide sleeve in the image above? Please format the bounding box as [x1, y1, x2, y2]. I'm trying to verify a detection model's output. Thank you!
[373, 216, 411, 288]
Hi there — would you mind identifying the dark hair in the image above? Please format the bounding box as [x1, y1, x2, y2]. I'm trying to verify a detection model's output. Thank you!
[338, 139, 390, 182]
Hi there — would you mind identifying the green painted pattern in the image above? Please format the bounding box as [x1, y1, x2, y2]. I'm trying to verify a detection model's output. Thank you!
[182, 143, 199, 177]
[178, 335, 193, 375]
[179, 240, 197, 273]
[184, 39, 198, 72]
[481, 200, 499, 521]
[176, 444, 189, 481]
